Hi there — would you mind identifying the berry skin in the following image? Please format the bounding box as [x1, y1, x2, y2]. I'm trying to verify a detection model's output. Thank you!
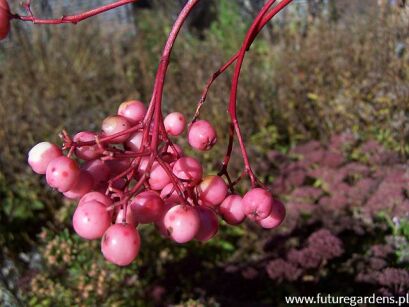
[101, 115, 131, 143]
[126, 132, 143, 152]
[73, 131, 102, 160]
[195, 207, 219, 242]
[163, 205, 200, 243]
[101, 223, 141, 266]
[155, 202, 177, 237]
[219, 195, 246, 225]
[258, 199, 285, 229]
[188, 120, 217, 151]
[63, 170, 94, 200]
[172, 156, 203, 184]
[198, 175, 228, 207]
[73, 200, 111, 240]
[0, 0, 10, 40]
[164, 112, 186, 136]
[149, 162, 171, 190]
[82, 159, 111, 188]
[160, 183, 182, 203]
[79, 191, 112, 207]
[106, 159, 131, 176]
[130, 191, 164, 224]
[28, 142, 62, 174]
[46, 156, 80, 192]
[115, 207, 138, 227]
[117, 100, 147, 125]
[242, 188, 273, 221]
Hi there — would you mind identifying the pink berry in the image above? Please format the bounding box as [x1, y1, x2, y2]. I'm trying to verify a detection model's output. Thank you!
[163, 205, 200, 243]
[172, 156, 203, 184]
[164, 112, 186, 136]
[188, 120, 217, 151]
[219, 195, 245, 225]
[137, 157, 149, 175]
[195, 207, 219, 242]
[79, 191, 112, 207]
[101, 223, 141, 266]
[258, 199, 286, 229]
[130, 191, 164, 224]
[73, 131, 102, 160]
[73, 200, 111, 240]
[155, 202, 177, 237]
[167, 144, 183, 157]
[101, 115, 131, 143]
[198, 175, 228, 207]
[106, 159, 131, 177]
[28, 142, 62, 174]
[46, 156, 80, 192]
[160, 183, 181, 203]
[115, 206, 138, 227]
[117, 100, 146, 125]
[149, 162, 171, 190]
[82, 159, 110, 188]
[63, 171, 94, 199]
[242, 188, 273, 221]
[126, 132, 143, 152]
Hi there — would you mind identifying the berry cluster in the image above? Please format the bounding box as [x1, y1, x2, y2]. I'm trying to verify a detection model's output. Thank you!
[28, 99, 285, 266]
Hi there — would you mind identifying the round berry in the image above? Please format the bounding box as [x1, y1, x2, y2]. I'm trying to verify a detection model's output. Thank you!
[160, 183, 181, 203]
[163, 205, 200, 243]
[101, 223, 141, 266]
[258, 199, 286, 229]
[149, 162, 171, 190]
[46, 156, 80, 192]
[195, 207, 219, 242]
[155, 202, 177, 237]
[118, 100, 147, 125]
[242, 188, 273, 221]
[28, 142, 62, 174]
[79, 191, 112, 207]
[198, 175, 228, 207]
[82, 159, 111, 188]
[63, 170, 94, 200]
[188, 120, 217, 151]
[126, 132, 143, 152]
[73, 200, 111, 240]
[219, 195, 245, 225]
[73, 131, 102, 160]
[164, 112, 186, 136]
[130, 191, 164, 224]
[101, 115, 131, 143]
[172, 156, 203, 184]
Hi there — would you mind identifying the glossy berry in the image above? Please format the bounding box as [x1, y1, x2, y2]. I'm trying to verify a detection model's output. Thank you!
[63, 170, 94, 200]
[73, 131, 102, 160]
[195, 207, 219, 242]
[73, 200, 111, 240]
[188, 120, 217, 151]
[126, 132, 143, 152]
[242, 188, 273, 221]
[163, 205, 200, 243]
[0, 0, 10, 40]
[160, 183, 181, 203]
[172, 156, 203, 184]
[28, 142, 62, 174]
[101, 115, 131, 143]
[155, 202, 177, 237]
[46, 156, 80, 192]
[79, 191, 112, 207]
[258, 199, 286, 229]
[130, 191, 164, 224]
[219, 195, 246, 225]
[149, 162, 171, 190]
[101, 223, 141, 266]
[164, 112, 186, 136]
[198, 175, 228, 207]
[117, 100, 146, 125]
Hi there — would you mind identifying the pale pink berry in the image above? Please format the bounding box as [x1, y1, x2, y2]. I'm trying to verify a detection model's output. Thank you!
[63, 171, 94, 199]
[242, 188, 273, 221]
[172, 156, 203, 184]
[101, 223, 141, 266]
[73, 131, 102, 160]
[163, 205, 200, 243]
[258, 199, 286, 229]
[46, 156, 80, 192]
[167, 144, 183, 157]
[164, 112, 186, 136]
[219, 195, 245, 225]
[79, 191, 112, 207]
[115, 206, 138, 227]
[28, 142, 62, 174]
[101, 115, 131, 143]
[82, 159, 110, 188]
[188, 120, 217, 151]
[195, 207, 219, 242]
[130, 191, 164, 224]
[160, 183, 181, 203]
[73, 200, 111, 240]
[149, 162, 171, 190]
[126, 132, 143, 152]
[155, 202, 177, 237]
[198, 175, 228, 207]
[117, 100, 146, 125]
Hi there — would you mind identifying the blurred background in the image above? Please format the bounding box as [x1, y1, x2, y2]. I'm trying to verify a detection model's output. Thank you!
[0, 0, 408, 306]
